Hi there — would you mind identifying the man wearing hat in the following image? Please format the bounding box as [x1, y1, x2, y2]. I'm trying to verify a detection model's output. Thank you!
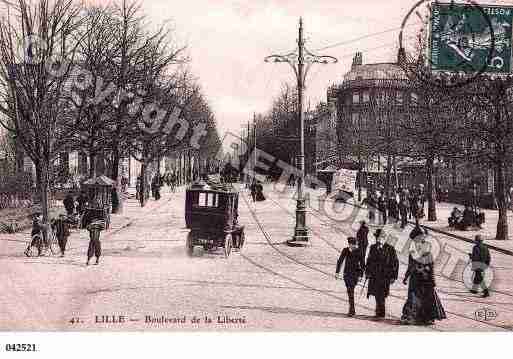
[365, 228, 399, 318]
[356, 220, 369, 269]
[469, 235, 491, 298]
[336, 237, 364, 317]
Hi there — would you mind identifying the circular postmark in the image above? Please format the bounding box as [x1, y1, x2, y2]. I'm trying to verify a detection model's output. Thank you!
[399, 0, 501, 88]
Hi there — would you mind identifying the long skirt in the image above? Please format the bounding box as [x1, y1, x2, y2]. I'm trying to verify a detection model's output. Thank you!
[402, 279, 446, 324]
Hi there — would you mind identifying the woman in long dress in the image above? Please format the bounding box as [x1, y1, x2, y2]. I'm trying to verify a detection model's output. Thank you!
[401, 234, 446, 325]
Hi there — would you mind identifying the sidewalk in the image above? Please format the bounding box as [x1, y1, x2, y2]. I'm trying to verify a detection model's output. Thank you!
[417, 202, 513, 251]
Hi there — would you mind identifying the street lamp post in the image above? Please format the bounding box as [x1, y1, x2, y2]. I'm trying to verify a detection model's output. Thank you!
[265, 18, 337, 246]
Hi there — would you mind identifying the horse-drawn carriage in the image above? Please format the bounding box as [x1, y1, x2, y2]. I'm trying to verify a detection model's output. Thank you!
[185, 181, 244, 257]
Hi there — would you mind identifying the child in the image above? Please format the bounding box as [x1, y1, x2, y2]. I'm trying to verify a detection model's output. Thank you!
[336, 237, 364, 317]
[86, 220, 105, 265]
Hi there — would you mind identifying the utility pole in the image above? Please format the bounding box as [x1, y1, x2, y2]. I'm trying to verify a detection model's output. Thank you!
[265, 18, 337, 246]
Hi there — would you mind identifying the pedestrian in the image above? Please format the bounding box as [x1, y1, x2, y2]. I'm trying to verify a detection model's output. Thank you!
[365, 228, 399, 318]
[401, 233, 446, 325]
[52, 214, 70, 257]
[378, 195, 387, 225]
[388, 195, 399, 223]
[469, 235, 491, 298]
[121, 176, 128, 193]
[63, 192, 75, 216]
[86, 220, 105, 265]
[364, 193, 377, 224]
[336, 237, 364, 317]
[356, 220, 369, 268]
[399, 194, 408, 229]
[255, 181, 266, 201]
[154, 175, 161, 201]
[250, 180, 257, 202]
[419, 184, 426, 218]
[408, 189, 415, 219]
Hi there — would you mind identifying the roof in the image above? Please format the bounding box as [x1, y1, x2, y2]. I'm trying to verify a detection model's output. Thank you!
[82, 175, 116, 187]
[344, 63, 408, 81]
[187, 181, 237, 194]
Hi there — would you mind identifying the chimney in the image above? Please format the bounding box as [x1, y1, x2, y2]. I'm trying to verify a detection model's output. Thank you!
[351, 52, 363, 69]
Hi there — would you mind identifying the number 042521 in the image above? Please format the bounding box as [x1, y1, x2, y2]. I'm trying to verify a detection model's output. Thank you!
[5, 344, 37, 352]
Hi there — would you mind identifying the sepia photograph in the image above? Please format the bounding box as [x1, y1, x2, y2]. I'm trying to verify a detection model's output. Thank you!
[0, 0, 513, 355]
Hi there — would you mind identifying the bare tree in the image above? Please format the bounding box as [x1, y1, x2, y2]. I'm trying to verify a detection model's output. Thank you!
[0, 0, 85, 221]
[455, 76, 513, 240]
[105, 0, 188, 184]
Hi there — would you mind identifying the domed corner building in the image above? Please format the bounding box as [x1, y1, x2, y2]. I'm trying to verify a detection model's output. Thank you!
[328, 51, 416, 193]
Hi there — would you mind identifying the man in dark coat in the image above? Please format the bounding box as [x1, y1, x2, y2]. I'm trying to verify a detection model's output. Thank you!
[86, 220, 105, 265]
[409, 191, 418, 220]
[365, 229, 399, 318]
[356, 220, 369, 269]
[388, 195, 399, 223]
[398, 195, 408, 229]
[336, 237, 363, 317]
[255, 181, 266, 201]
[364, 193, 377, 224]
[52, 214, 70, 257]
[470, 235, 491, 298]
[250, 180, 257, 202]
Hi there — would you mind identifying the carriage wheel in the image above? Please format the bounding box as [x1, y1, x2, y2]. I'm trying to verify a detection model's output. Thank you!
[224, 234, 232, 258]
[25, 235, 42, 257]
[186, 232, 194, 256]
[49, 232, 60, 255]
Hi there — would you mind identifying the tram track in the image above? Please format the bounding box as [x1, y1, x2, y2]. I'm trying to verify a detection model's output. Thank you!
[238, 189, 446, 330]
[268, 193, 513, 304]
[244, 189, 513, 331]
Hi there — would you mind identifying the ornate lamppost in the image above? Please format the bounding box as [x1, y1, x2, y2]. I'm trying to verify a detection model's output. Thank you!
[265, 18, 337, 246]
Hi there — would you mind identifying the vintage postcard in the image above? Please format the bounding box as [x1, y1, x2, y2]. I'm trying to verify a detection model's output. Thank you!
[1, 0, 513, 347]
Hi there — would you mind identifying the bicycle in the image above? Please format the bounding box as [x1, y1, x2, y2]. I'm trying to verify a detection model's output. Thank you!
[24, 227, 60, 257]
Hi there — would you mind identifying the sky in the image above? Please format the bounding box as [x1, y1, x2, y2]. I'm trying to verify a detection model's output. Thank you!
[34, 0, 513, 135]
[148, 0, 416, 135]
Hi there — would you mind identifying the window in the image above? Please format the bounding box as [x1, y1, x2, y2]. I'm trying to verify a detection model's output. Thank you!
[363, 91, 370, 103]
[196, 192, 218, 207]
[353, 92, 360, 104]
[207, 193, 217, 207]
[352, 113, 359, 127]
[360, 114, 367, 128]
